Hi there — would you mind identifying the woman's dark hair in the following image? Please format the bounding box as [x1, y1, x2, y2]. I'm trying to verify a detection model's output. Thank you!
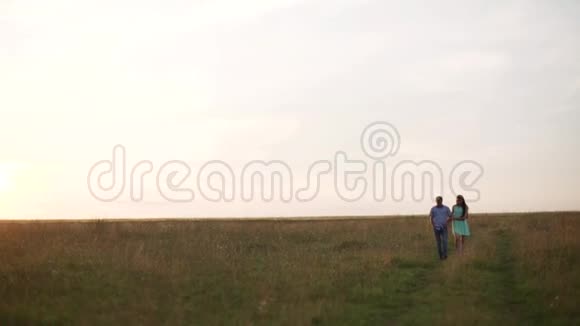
[457, 195, 468, 217]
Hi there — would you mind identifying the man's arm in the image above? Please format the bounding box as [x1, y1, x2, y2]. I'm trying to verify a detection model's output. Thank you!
[446, 208, 451, 223]
[451, 206, 456, 221]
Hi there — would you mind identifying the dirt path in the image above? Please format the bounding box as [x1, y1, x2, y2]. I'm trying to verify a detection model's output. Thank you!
[391, 226, 530, 325]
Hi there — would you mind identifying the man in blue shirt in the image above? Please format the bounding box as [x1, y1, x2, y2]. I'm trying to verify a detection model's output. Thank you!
[429, 196, 451, 260]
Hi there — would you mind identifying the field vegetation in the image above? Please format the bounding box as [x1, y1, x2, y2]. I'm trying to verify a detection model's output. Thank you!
[1, 213, 579, 325]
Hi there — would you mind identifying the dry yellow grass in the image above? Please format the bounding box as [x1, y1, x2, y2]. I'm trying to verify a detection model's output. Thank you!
[0, 213, 579, 325]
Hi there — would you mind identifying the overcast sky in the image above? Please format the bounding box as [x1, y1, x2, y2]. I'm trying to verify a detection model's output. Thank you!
[1, 0, 579, 218]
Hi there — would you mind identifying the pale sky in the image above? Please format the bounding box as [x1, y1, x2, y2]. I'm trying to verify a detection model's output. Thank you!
[1, 0, 579, 218]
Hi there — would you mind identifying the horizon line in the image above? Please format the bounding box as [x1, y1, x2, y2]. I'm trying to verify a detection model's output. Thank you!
[1, 210, 579, 223]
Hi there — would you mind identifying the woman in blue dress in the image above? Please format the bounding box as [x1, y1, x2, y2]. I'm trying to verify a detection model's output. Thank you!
[452, 195, 470, 254]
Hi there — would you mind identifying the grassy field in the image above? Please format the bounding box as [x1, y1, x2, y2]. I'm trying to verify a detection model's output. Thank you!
[1, 213, 579, 325]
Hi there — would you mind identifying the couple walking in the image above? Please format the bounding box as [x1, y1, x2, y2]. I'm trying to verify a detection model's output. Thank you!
[429, 195, 470, 260]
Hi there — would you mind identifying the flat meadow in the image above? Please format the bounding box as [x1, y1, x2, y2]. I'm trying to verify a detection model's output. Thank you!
[1, 213, 579, 325]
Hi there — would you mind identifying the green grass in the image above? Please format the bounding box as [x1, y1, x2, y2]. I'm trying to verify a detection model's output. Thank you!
[1, 213, 579, 325]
